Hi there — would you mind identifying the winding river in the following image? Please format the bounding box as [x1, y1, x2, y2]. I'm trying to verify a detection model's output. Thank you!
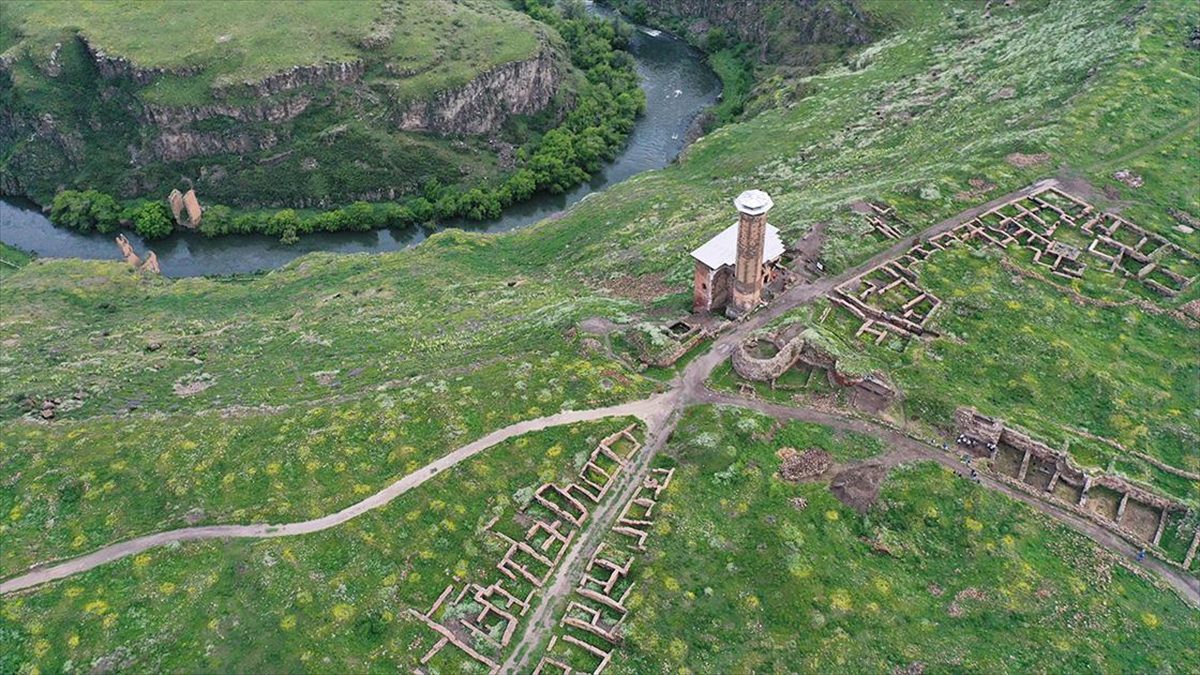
[0, 17, 719, 277]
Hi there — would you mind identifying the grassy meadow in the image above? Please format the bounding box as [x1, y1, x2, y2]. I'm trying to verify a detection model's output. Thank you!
[803, 245, 1200, 503]
[610, 405, 1200, 673]
[0, 0, 1198, 671]
[0, 232, 661, 574]
[1, 0, 541, 105]
[0, 418, 639, 673]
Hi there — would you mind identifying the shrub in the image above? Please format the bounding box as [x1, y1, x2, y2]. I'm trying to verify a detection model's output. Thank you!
[199, 204, 233, 237]
[49, 189, 122, 234]
[131, 201, 175, 240]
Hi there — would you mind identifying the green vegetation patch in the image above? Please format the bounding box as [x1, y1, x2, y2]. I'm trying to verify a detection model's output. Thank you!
[1, 0, 540, 103]
[610, 405, 1200, 673]
[0, 418, 636, 673]
[0, 230, 660, 573]
[0, 243, 32, 279]
[532, 0, 1197, 292]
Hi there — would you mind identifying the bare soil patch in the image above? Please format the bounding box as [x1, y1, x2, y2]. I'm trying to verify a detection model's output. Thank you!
[598, 274, 680, 302]
[829, 462, 889, 513]
[850, 384, 892, 414]
[1123, 500, 1161, 542]
[1005, 152, 1051, 168]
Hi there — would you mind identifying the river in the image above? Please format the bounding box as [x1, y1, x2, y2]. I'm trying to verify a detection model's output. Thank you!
[0, 13, 719, 278]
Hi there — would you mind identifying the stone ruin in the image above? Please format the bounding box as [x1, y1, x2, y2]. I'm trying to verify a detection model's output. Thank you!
[954, 407, 1200, 570]
[167, 188, 203, 228]
[410, 424, 644, 675]
[114, 234, 160, 274]
[777, 447, 833, 482]
[630, 318, 709, 368]
[534, 467, 676, 675]
[730, 327, 897, 403]
[829, 185, 1200, 345]
[852, 200, 910, 240]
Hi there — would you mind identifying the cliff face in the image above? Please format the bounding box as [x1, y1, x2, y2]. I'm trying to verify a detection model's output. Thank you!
[395, 47, 563, 135]
[149, 130, 279, 162]
[0, 15, 569, 206]
[632, 0, 873, 65]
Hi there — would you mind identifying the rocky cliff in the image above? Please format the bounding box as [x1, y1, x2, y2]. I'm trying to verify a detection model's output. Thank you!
[0, 5, 572, 207]
[395, 47, 563, 135]
[626, 0, 874, 65]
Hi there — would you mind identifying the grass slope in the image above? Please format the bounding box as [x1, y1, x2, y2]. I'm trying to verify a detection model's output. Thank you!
[526, 0, 1197, 284]
[1, 0, 540, 105]
[816, 246, 1200, 500]
[0, 232, 659, 574]
[0, 419, 637, 673]
[612, 405, 1200, 673]
[0, 0, 1197, 671]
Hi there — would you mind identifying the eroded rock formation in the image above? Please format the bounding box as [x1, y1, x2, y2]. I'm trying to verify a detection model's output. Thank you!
[396, 47, 562, 135]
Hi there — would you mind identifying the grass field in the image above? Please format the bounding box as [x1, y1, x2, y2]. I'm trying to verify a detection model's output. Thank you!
[0, 418, 638, 673]
[1, 0, 1198, 671]
[0, 243, 32, 280]
[1, 0, 540, 104]
[610, 405, 1200, 673]
[0, 233, 660, 574]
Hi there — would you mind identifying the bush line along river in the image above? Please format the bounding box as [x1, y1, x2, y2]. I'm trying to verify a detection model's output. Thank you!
[0, 22, 718, 278]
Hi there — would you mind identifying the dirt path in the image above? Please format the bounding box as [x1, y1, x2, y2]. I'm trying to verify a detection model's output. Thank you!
[0, 394, 676, 595]
[501, 393, 682, 673]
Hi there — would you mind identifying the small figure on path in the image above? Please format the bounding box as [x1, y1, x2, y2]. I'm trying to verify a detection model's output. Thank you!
[1136, 549, 1146, 563]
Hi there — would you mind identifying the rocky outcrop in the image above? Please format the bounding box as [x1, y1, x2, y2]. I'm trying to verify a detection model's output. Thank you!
[139, 96, 314, 127]
[82, 35, 200, 84]
[396, 47, 562, 135]
[212, 60, 365, 98]
[151, 130, 278, 162]
[628, 0, 874, 65]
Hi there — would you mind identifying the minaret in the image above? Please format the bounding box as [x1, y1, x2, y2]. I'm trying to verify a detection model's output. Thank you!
[727, 189, 773, 318]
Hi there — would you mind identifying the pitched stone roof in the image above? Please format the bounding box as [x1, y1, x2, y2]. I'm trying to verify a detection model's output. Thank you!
[690, 221, 785, 270]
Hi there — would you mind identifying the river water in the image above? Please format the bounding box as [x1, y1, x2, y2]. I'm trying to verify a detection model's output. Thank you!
[0, 16, 719, 277]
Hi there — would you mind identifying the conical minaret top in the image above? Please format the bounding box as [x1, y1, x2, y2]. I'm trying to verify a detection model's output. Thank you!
[734, 189, 773, 216]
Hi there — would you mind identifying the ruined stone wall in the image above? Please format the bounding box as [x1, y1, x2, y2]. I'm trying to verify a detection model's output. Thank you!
[693, 261, 713, 312]
[731, 334, 803, 381]
[711, 266, 731, 310]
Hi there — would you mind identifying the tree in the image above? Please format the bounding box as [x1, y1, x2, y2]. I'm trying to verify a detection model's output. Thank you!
[199, 205, 233, 237]
[49, 189, 121, 233]
[131, 201, 174, 240]
[343, 201, 377, 232]
[266, 209, 301, 239]
[503, 169, 538, 203]
[86, 191, 122, 234]
[380, 203, 414, 228]
[459, 188, 501, 221]
[408, 197, 435, 224]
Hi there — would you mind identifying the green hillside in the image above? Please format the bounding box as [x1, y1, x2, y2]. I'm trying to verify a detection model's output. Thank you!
[1, 0, 1197, 672]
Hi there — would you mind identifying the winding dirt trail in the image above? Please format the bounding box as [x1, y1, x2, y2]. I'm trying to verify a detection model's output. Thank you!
[4, 176, 1196, 660]
[0, 395, 676, 595]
